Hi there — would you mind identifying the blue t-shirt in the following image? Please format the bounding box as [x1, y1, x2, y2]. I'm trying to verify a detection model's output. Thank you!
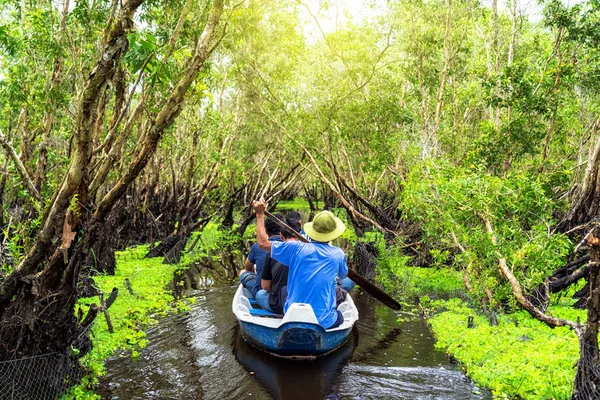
[271, 241, 348, 329]
[247, 236, 282, 278]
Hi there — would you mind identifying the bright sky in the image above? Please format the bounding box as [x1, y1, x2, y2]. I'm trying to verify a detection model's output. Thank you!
[299, 0, 385, 42]
[299, 0, 588, 36]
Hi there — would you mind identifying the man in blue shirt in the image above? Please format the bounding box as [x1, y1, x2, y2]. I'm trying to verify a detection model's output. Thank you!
[239, 214, 282, 298]
[286, 210, 355, 292]
[253, 199, 348, 330]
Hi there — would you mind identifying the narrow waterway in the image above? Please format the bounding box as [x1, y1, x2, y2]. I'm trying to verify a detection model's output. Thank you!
[97, 286, 491, 399]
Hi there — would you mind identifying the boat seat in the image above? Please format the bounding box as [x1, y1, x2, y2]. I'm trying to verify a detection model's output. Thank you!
[247, 298, 264, 309]
[249, 308, 284, 318]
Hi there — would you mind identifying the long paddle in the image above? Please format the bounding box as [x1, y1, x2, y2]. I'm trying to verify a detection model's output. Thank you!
[264, 210, 401, 311]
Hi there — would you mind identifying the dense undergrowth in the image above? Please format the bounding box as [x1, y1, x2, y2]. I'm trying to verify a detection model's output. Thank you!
[64, 219, 246, 398]
[429, 297, 583, 400]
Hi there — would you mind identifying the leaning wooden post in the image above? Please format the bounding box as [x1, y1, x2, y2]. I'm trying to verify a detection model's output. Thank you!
[99, 293, 114, 334]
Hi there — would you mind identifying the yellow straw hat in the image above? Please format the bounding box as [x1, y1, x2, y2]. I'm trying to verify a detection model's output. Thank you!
[303, 211, 346, 242]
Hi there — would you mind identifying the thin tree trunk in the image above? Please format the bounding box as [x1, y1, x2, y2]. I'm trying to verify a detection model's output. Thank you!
[540, 27, 564, 171]
[419, 52, 430, 158]
[34, 57, 63, 193]
[167, 0, 195, 57]
[0, 130, 41, 203]
[482, 215, 577, 329]
[567, 118, 600, 226]
[89, 94, 146, 199]
[18, 107, 34, 177]
[431, 0, 453, 153]
[508, 0, 517, 66]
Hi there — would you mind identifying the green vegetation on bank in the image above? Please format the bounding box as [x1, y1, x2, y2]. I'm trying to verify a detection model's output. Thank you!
[66, 221, 254, 399]
[378, 247, 464, 299]
[429, 298, 583, 400]
[401, 163, 572, 309]
[66, 246, 191, 399]
[385, 249, 585, 400]
[275, 199, 323, 212]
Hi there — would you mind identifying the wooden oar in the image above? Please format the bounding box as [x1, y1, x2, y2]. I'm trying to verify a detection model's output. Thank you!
[264, 210, 401, 311]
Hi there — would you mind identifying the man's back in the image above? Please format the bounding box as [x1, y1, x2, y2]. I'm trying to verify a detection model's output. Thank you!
[271, 241, 347, 329]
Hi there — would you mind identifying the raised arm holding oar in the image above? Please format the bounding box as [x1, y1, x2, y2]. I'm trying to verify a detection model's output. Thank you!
[238, 212, 283, 299]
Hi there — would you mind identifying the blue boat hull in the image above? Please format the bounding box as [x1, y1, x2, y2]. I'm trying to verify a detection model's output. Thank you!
[239, 320, 352, 358]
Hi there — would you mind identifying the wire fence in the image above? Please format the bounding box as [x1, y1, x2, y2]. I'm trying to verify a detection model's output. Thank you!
[0, 327, 90, 400]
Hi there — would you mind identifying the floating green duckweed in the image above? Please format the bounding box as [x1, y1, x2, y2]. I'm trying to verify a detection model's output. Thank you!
[429, 297, 584, 399]
[65, 245, 190, 399]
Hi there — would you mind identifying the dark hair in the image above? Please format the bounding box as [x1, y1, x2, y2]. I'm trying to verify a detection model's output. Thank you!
[282, 218, 302, 239]
[265, 213, 283, 236]
[286, 211, 302, 223]
[285, 211, 302, 228]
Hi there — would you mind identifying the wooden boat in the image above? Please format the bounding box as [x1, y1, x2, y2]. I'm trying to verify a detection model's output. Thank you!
[232, 284, 359, 359]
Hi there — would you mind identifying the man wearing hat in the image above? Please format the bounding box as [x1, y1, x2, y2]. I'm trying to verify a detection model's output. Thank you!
[253, 199, 348, 330]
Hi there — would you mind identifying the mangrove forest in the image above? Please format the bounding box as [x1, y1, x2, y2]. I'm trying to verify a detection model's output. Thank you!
[1, 0, 600, 398]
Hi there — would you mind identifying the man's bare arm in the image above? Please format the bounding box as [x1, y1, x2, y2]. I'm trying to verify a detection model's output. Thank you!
[253, 199, 271, 251]
[261, 279, 272, 292]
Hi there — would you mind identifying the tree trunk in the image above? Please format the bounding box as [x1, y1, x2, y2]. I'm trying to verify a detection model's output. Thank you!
[0, 0, 145, 314]
[566, 118, 600, 228]
[572, 234, 600, 399]
[0, 0, 225, 360]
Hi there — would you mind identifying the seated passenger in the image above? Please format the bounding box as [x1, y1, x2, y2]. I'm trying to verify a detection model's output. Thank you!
[254, 218, 302, 314]
[285, 211, 307, 239]
[253, 199, 348, 330]
[238, 214, 282, 298]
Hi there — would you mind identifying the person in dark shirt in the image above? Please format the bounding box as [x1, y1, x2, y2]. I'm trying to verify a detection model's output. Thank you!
[255, 218, 302, 314]
[286, 211, 302, 227]
[239, 214, 282, 298]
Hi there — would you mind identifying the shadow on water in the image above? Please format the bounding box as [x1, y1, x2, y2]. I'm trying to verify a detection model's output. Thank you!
[97, 286, 492, 400]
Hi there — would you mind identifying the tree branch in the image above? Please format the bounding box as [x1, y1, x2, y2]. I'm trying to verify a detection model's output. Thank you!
[481, 214, 579, 330]
[0, 129, 41, 203]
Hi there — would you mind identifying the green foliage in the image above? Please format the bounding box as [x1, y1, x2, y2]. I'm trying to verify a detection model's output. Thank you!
[276, 199, 321, 212]
[401, 162, 572, 308]
[378, 245, 464, 299]
[429, 297, 584, 399]
[183, 222, 245, 261]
